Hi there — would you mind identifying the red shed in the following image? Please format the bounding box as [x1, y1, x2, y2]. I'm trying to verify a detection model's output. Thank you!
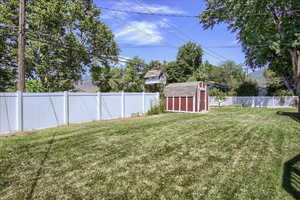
[164, 82, 208, 113]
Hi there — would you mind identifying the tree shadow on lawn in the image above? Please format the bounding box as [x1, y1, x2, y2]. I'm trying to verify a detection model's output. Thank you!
[25, 131, 58, 200]
[277, 111, 300, 123]
[282, 154, 300, 199]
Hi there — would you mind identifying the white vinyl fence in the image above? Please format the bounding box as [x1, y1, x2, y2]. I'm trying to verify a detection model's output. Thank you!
[209, 96, 298, 108]
[0, 92, 159, 135]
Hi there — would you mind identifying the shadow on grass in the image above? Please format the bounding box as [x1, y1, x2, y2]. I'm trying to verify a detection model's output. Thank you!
[277, 111, 300, 123]
[25, 132, 57, 200]
[282, 154, 300, 199]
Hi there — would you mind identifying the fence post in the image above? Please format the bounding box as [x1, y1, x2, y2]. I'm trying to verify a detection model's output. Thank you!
[186, 96, 188, 112]
[166, 96, 169, 111]
[156, 92, 159, 106]
[179, 96, 181, 112]
[252, 97, 255, 107]
[172, 96, 175, 111]
[193, 95, 195, 112]
[121, 91, 125, 118]
[64, 91, 69, 125]
[16, 91, 23, 132]
[142, 92, 145, 114]
[97, 92, 102, 120]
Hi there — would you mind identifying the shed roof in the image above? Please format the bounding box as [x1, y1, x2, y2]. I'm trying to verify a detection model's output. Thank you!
[144, 70, 164, 79]
[164, 82, 200, 97]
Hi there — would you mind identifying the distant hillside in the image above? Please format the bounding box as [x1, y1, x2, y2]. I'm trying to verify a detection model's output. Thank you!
[248, 70, 267, 87]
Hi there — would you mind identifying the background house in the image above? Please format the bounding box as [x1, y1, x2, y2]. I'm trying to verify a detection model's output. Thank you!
[144, 70, 167, 85]
[73, 80, 98, 93]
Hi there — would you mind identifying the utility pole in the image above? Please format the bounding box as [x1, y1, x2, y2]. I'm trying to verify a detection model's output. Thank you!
[17, 0, 26, 92]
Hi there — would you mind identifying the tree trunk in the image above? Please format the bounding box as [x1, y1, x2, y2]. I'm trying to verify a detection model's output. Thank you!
[296, 53, 300, 113]
[282, 76, 295, 94]
[289, 49, 300, 112]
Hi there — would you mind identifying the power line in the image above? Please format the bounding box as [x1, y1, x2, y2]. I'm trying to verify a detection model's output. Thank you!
[2, 23, 297, 50]
[99, 6, 199, 18]
[127, 0, 229, 63]
[101, 7, 178, 50]
[99, 6, 300, 17]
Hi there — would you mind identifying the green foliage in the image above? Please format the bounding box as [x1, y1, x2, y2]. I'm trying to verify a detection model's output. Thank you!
[0, 0, 18, 91]
[209, 88, 226, 106]
[145, 60, 163, 72]
[26, 79, 47, 92]
[146, 98, 165, 115]
[200, 0, 300, 101]
[1, 0, 119, 92]
[273, 90, 294, 97]
[236, 81, 258, 96]
[177, 42, 203, 71]
[162, 42, 204, 84]
[121, 57, 146, 92]
[91, 63, 111, 92]
[264, 69, 295, 96]
[189, 61, 246, 95]
[163, 61, 188, 83]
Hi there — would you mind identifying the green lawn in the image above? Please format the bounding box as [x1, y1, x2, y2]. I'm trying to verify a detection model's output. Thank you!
[0, 107, 300, 200]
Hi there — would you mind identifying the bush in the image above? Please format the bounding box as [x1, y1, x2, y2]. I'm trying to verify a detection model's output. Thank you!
[147, 98, 165, 115]
[290, 98, 299, 108]
[209, 88, 226, 107]
[26, 80, 47, 92]
[236, 81, 258, 96]
[273, 90, 294, 97]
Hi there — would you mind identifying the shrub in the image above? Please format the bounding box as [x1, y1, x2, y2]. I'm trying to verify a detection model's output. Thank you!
[273, 90, 294, 97]
[147, 98, 165, 115]
[236, 81, 258, 96]
[290, 98, 299, 108]
[209, 88, 226, 107]
[26, 80, 47, 92]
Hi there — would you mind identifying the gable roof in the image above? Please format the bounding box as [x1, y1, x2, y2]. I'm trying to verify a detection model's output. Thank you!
[144, 70, 164, 79]
[164, 82, 200, 97]
[73, 80, 98, 93]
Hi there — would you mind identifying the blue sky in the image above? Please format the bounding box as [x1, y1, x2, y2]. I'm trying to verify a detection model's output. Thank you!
[95, 0, 245, 66]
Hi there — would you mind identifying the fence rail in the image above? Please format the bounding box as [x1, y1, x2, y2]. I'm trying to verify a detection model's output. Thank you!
[0, 92, 159, 135]
[209, 96, 298, 108]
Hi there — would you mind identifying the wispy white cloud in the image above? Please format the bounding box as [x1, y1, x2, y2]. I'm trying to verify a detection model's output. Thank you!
[114, 1, 186, 15]
[115, 21, 163, 45]
[101, 2, 186, 45]
[101, 1, 186, 20]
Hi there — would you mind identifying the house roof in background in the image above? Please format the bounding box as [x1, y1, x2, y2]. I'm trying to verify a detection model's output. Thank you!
[144, 70, 164, 79]
[73, 80, 98, 93]
[164, 82, 200, 97]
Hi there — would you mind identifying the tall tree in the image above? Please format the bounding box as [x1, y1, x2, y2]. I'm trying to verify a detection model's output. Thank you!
[0, 0, 18, 91]
[1, 0, 119, 92]
[145, 60, 163, 72]
[200, 0, 300, 111]
[90, 62, 111, 92]
[177, 42, 203, 71]
[121, 57, 146, 92]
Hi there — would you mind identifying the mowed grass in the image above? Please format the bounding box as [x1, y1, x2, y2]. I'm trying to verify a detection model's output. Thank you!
[0, 107, 300, 200]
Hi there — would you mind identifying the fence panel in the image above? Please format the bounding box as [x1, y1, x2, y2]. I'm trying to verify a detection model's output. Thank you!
[0, 93, 17, 134]
[124, 93, 143, 117]
[0, 92, 159, 135]
[23, 93, 64, 131]
[101, 93, 123, 120]
[209, 96, 298, 108]
[144, 93, 159, 112]
[69, 93, 97, 123]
